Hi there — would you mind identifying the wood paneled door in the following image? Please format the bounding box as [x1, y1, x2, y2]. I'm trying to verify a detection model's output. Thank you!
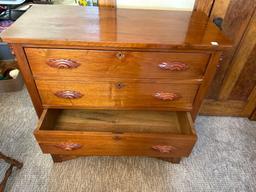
[194, 0, 256, 119]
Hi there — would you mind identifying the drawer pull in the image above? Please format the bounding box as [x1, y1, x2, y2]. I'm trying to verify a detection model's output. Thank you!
[47, 59, 80, 69]
[55, 143, 82, 151]
[116, 52, 125, 60]
[152, 145, 176, 153]
[154, 92, 181, 101]
[158, 62, 188, 71]
[54, 90, 84, 99]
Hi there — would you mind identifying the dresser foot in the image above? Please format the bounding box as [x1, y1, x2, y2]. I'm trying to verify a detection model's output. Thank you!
[157, 157, 181, 164]
[51, 154, 78, 163]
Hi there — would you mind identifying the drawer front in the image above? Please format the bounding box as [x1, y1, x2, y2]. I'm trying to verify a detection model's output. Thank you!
[36, 134, 196, 157]
[34, 110, 197, 158]
[26, 48, 210, 80]
[36, 80, 199, 110]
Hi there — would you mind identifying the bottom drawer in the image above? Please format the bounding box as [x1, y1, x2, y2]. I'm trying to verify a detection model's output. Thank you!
[34, 109, 197, 158]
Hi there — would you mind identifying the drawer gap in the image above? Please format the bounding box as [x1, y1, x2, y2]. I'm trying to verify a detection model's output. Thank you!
[39, 109, 193, 135]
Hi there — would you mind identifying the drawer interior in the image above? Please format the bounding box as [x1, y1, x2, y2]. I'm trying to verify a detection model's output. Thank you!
[38, 109, 194, 135]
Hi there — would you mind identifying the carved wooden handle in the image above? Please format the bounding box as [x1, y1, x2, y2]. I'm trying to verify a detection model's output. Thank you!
[116, 52, 125, 60]
[54, 90, 83, 99]
[47, 59, 80, 69]
[154, 92, 181, 101]
[152, 145, 176, 153]
[158, 62, 188, 71]
[55, 143, 82, 151]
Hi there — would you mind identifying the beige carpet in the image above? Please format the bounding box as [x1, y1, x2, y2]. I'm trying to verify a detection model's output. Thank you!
[0, 87, 256, 192]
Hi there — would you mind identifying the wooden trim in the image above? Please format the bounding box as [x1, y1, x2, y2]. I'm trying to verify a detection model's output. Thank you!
[243, 87, 256, 117]
[98, 0, 116, 7]
[209, 0, 231, 21]
[192, 52, 222, 120]
[218, 9, 256, 100]
[200, 99, 247, 117]
[193, 0, 215, 16]
[250, 109, 256, 120]
[11, 44, 43, 117]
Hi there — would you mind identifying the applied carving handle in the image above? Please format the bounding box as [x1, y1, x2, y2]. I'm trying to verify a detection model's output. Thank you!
[47, 59, 80, 69]
[158, 62, 188, 71]
[54, 90, 84, 99]
[55, 143, 82, 151]
[152, 145, 176, 153]
[154, 92, 181, 101]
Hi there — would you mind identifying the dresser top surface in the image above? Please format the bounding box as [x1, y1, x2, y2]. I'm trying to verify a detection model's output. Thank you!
[1, 5, 231, 50]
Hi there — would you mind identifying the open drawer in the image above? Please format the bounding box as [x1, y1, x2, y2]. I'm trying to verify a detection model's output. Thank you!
[34, 109, 197, 158]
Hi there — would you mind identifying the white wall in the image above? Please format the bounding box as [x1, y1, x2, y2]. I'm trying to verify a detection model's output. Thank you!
[117, 0, 195, 11]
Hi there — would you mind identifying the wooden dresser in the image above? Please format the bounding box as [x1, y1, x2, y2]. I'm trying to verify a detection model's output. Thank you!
[1, 5, 231, 163]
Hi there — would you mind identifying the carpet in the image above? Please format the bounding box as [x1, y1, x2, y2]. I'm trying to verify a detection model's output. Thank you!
[0, 87, 256, 192]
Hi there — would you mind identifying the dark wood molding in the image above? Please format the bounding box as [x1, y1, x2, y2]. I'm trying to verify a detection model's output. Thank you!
[250, 109, 256, 120]
[0, 152, 23, 192]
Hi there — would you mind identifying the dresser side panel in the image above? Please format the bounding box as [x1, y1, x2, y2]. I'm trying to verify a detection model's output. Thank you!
[11, 44, 43, 117]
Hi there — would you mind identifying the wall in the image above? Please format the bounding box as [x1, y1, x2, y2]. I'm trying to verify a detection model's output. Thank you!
[117, 0, 195, 11]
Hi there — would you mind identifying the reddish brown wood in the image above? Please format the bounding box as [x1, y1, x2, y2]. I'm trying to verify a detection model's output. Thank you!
[11, 45, 43, 117]
[1, 6, 231, 50]
[157, 157, 181, 163]
[192, 52, 222, 120]
[207, 0, 256, 99]
[229, 46, 256, 100]
[154, 92, 181, 101]
[47, 58, 80, 69]
[194, 0, 215, 16]
[51, 154, 78, 163]
[55, 143, 82, 151]
[50, 155, 182, 164]
[0, 165, 13, 192]
[250, 109, 256, 120]
[0, 152, 23, 192]
[36, 80, 198, 110]
[0, 152, 23, 169]
[98, 0, 116, 8]
[158, 62, 189, 71]
[54, 90, 84, 99]
[34, 110, 196, 158]
[25, 48, 210, 81]
[1, 6, 231, 163]
[152, 145, 176, 153]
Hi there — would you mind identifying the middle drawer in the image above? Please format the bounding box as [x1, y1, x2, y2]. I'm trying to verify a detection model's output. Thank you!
[36, 80, 199, 110]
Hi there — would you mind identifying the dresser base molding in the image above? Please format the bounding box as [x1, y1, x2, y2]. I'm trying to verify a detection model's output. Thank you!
[51, 154, 78, 163]
[51, 154, 182, 164]
[157, 157, 181, 164]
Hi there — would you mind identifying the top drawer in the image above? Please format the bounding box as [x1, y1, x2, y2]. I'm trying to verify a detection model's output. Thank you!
[25, 48, 210, 80]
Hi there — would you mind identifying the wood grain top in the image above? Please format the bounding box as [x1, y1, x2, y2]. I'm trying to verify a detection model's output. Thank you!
[1, 5, 231, 50]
